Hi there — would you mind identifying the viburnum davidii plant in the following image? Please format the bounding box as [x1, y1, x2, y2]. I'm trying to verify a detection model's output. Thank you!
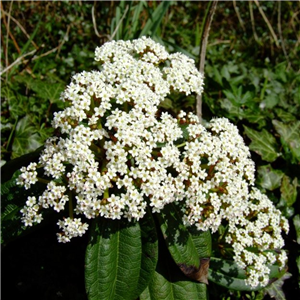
[17, 37, 289, 299]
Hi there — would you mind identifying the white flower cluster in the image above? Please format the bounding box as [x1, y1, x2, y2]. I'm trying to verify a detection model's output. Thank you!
[17, 37, 288, 288]
[227, 188, 289, 287]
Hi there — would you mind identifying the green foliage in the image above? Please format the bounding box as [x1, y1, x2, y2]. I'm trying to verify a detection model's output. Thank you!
[85, 218, 143, 300]
[209, 257, 286, 292]
[1, 1, 299, 299]
[1, 169, 45, 245]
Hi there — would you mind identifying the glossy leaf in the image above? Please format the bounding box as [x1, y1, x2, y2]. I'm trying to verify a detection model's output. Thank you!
[157, 203, 200, 269]
[140, 235, 207, 300]
[272, 120, 300, 164]
[85, 218, 142, 300]
[257, 165, 283, 191]
[135, 209, 158, 298]
[209, 257, 285, 292]
[243, 126, 280, 162]
[188, 228, 212, 259]
[1, 170, 46, 245]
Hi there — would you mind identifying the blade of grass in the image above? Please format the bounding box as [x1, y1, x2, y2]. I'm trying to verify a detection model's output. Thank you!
[139, 1, 171, 37]
[111, 4, 129, 41]
[124, 1, 144, 40]
[20, 14, 44, 55]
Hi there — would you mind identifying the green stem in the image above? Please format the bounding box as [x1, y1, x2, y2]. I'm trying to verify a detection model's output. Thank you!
[176, 142, 186, 148]
[6, 117, 18, 151]
[69, 191, 73, 219]
[196, 0, 218, 121]
[260, 77, 268, 100]
[37, 177, 51, 184]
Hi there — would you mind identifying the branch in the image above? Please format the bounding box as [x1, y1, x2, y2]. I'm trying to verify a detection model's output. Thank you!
[249, 1, 260, 45]
[254, 0, 280, 48]
[0, 49, 37, 76]
[277, 1, 290, 69]
[110, 5, 129, 41]
[196, 0, 218, 122]
[233, 0, 245, 32]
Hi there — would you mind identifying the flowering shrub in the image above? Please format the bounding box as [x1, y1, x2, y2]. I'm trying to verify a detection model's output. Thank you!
[17, 37, 288, 293]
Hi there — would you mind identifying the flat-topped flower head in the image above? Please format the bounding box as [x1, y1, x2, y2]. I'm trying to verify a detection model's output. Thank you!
[17, 37, 288, 288]
[18, 37, 204, 241]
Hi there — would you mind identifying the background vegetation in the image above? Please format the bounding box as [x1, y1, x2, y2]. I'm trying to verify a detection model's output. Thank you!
[1, 1, 299, 299]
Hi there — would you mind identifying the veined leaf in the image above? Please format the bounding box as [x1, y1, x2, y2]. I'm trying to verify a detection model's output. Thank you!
[188, 228, 212, 259]
[135, 209, 158, 298]
[12, 116, 43, 159]
[280, 175, 298, 207]
[157, 203, 212, 285]
[157, 203, 200, 270]
[30, 80, 65, 104]
[243, 126, 280, 162]
[272, 120, 300, 164]
[209, 257, 286, 292]
[265, 272, 292, 300]
[293, 215, 300, 245]
[140, 234, 207, 300]
[85, 218, 142, 300]
[257, 165, 283, 191]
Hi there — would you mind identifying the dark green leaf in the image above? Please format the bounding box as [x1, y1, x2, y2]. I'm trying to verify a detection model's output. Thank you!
[188, 228, 212, 259]
[293, 215, 300, 245]
[140, 235, 207, 300]
[12, 116, 43, 159]
[30, 80, 65, 104]
[243, 126, 280, 162]
[257, 165, 284, 191]
[157, 203, 200, 269]
[139, 1, 172, 37]
[85, 218, 142, 300]
[135, 209, 158, 298]
[209, 257, 286, 292]
[274, 108, 297, 122]
[272, 120, 300, 164]
[280, 175, 298, 207]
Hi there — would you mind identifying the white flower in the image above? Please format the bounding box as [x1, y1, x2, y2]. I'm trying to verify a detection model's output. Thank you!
[17, 37, 288, 289]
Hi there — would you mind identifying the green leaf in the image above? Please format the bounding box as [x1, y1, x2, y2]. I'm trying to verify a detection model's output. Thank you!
[296, 256, 300, 279]
[188, 228, 212, 259]
[140, 236, 207, 300]
[265, 273, 292, 300]
[0, 169, 46, 245]
[135, 209, 158, 298]
[30, 79, 65, 104]
[280, 175, 298, 207]
[157, 203, 200, 270]
[85, 218, 142, 300]
[293, 215, 300, 245]
[139, 1, 172, 37]
[1, 147, 43, 183]
[243, 126, 280, 162]
[272, 120, 300, 164]
[12, 116, 43, 159]
[1, 83, 27, 119]
[126, 1, 144, 39]
[274, 108, 297, 122]
[209, 257, 286, 292]
[257, 165, 284, 191]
